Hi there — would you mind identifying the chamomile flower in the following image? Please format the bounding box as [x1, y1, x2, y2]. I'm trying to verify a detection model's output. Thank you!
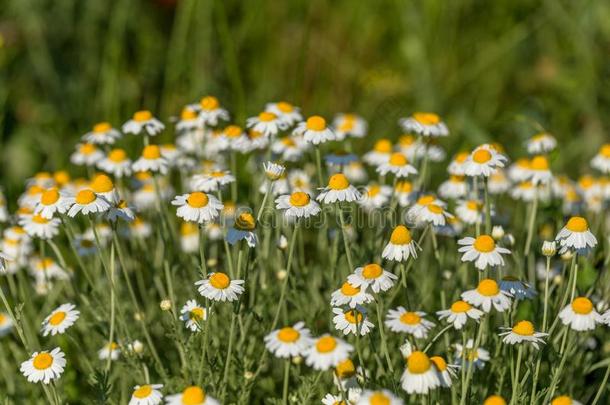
[246, 111, 287, 137]
[455, 200, 484, 225]
[20, 214, 60, 239]
[333, 113, 367, 139]
[179, 223, 199, 253]
[394, 181, 415, 207]
[464, 145, 507, 177]
[400, 343, 440, 394]
[430, 356, 459, 388]
[180, 300, 207, 332]
[555, 216, 597, 253]
[130, 217, 152, 238]
[90, 173, 119, 203]
[438, 175, 468, 200]
[447, 152, 470, 175]
[527, 155, 553, 185]
[66, 189, 111, 217]
[264, 322, 313, 358]
[462, 279, 512, 313]
[41, 303, 79, 336]
[96, 149, 132, 178]
[454, 339, 490, 370]
[550, 396, 583, 405]
[0, 312, 13, 336]
[382, 225, 420, 262]
[483, 395, 507, 405]
[176, 108, 200, 133]
[172, 192, 223, 223]
[132, 145, 168, 175]
[197, 96, 229, 126]
[321, 393, 345, 405]
[385, 308, 434, 338]
[294, 115, 336, 145]
[83, 122, 121, 145]
[357, 183, 392, 211]
[399, 112, 448, 137]
[190, 170, 235, 193]
[20, 347, 66, 384]
[526, 132, 557, 154]
[376, 152, 418, 178]
[591, 143, 610, 173]
[345, 161, 368, 184]
[122, 110, 164, 136]
[266, 101, 302, 126]
[129, 384, 163, 405]
[414, 203, 453, 226]
[195, 272, 245, 302]
[348, 263, 397, 293]
[558, 297, 603, 331]
[488, 170, 511, 194]
[288, 169, 313, 193]
[166, 386, 220, 405]
[30, 257, 70, 281]
[356, 390, 403, 405]
[333, 307, 374, 336]
[70, 143, 104, 167]
[406, 194, 446, 222]
[331, 281, 374, 308]
[363, 139, 393, 166]
[106, 200, 135, 222]
[275, 191, 320, 219]
[499, 320, 548, 349]
[499, 276, 537, 300]
[263, 161, 286, 181]
[304, 335, 353, 370]
[226, 212, 257, 247]
[317, 174, 362, 204]
[98, 342, 121, 360]
[457, 235, 510, 270]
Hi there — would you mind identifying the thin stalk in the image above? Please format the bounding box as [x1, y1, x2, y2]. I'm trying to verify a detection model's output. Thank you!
[375, 296, 394, 373]
[509, 345, 523, 405]
[271, 224, 299, 331]
[524, 196, 538, 257]
[338, 205, 354, 271]
[282, 361, 290, 405]
[591, 360, 610, 405]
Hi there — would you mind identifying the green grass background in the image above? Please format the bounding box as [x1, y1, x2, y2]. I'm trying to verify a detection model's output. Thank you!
[1, 0, 609, 195]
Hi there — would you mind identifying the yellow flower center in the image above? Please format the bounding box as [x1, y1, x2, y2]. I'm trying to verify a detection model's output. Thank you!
[54, 171, 70, 186]
[484, 395, 507, 405]
[182, 386, 206, 405]
[187, 192, 209, 208]
[389, 152, 408, 166]
[277, 327, 300, 343]
[512, 320, 535, 336]
[48, 311, 66, 326]
[565, 216, 588, 232]
[407, 351, 431, 374]
[142, 145, 161, 160]
[472, 149, 492, 164]
[466, 200, 480, 210]
[33, 352, 53, 370]
[400, 312, 421, 325]
[91, 174, 114, 193]
[395, 181, 413, 193]
[190, 308, 205, 321]
[180, 222, 198, 236]
[530, 156, 549, 171]
[369, 392, 391, 405]
[289, 192, 310, 207]
[599, 144, 610, 158]
[571, 297, 593, 314]
[477, 279, 500, 296]
[209, 273, 230, 289]
[417, 195, 435, 205]
[413, 112, 440, 125]
[340, 282, 360, 296]
[367, 185, 381, 197]
[133, 385, 152, 399]
[344, 310, 363, 324]
[328, 174, 350, 190]
[473, 235, 496, 253]
[451, 300, 472, 313]
[200, 96, 219, 110]
[235, 213, 256, 231]
[361, 264, 383, 279]
[390, 225, 412, 245]
[399, 135, 416, 146]
[258, 112, 277, 122]
[335, 359, 355, 378]
[75, 189, 97, 205]
[430, 356, 448, 371]
[41, 188, 60, 205]
[93, 122, 112, 133]
[316, 336, 337, 353]
[281, 137, 296, 147]
[32, 214, 48, 224]
[276, 101, 294, 112]
[181, 108, 197, 120]
[80, 143, 97, 155]
[224, 125, 243, 138]
[455, 152, 469, 163]
[373, 139, 392, 153]
[107, 149, 127, 163]
[133, 110, 152, 122]
[306, 116, 326, 131]
[427, 204, 443, 214]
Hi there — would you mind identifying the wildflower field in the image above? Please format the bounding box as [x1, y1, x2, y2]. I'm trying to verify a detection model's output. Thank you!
[1, 1, 610, 404]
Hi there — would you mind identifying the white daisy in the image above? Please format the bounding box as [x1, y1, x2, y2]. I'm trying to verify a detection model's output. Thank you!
[400, 342, 440, 394]
[406, 194, 446, 223]
[357, 183, 392, 211]
[129, 384, 164, 405]
[20, 214, 60, 240]
[265, 101, 302, 126]
[122, 110, 165, 136]
[438, 175, 468, 200]
[558, 297, 603, 331]
[179, 222, 200, 253]
[385, 308, 434, 338]
[462, 279, 512, 313]
[488, 170, 511, 195]
[436, 300, 484, 330]
[66, 189, 111, 217]
[382, 225, 420, 262]
[263, 161, 286, 181]
[430, 356, 459, 388]
[246, 111, 287, 137]
[70, 143, 104, 166]
[464, 145, 507, 177]
[316, 174, 362, 204]
[165, 386, 220, 405]
[293, 115, 336, 145]
[528, 155, 553, 185]
[454, 339, 490, 370]
[333, 307, 374, 336]
[321, 393, 344, 405]
[376, 152, 418, 178]
[330, 281, 374, 308]
[97, 148, 133, 178]
[275, 191, 321, 219]
[180, 299, 207, 332]
[226, 212, 257, 247]
[41, 303, 80, 336]
[356, 389, 403, 405]
[399, 112, 448, 137]
[591, 144, 610, 174]
[106, 200, 136, 223]
[555, 216, 597, 254]
[175, 108, 201, 133]
[132, 145, 168, 175]
[447, 152, 470, 176]
[526, 132, 557, 154]
[29, 257, 70, 282]
[195, 272, 244, 302]
[303, 334, 353, 370]
[348, 263, 397, 293]
[172, 192, 223, 223]
[98, 342, 121, 361]
[457, 235, 511, 270]
[0, 311, 13, 336]
[499, 320, 548, 349]
[264, 322, 313, 358]
[190, 171, 235, 193]
[196, 96, 229, 126]
[20, 347, 66, 384]
[333, 113, 367, 139]
[414, 203, 453, 227]
[83, 122, 121, 145]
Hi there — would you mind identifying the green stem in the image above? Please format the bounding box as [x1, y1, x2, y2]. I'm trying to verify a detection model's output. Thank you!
[282, 361, 290, 405]
[338, 205, 354, 271]
[509, 345, 523, 405]
[271, 224, 299, 331]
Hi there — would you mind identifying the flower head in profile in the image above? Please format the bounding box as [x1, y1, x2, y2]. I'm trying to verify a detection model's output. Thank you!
[400, 342, 440, 394]
[385, 308, 435, 338]
[122, 110, 164, 136]
[265, 101, 302, 126]
[363, 139, 393, 166]
[499, 320, 548, 349]
[382, 225, 420, 262]
[293, 115, 336, 145]
[356, 389, 404, 405]
[41, 303, 80, 336]
[165, 385, 220, 405]
[226, 212, 257, 247]
[376, 152, 418, 178]
[83, 122, 121, 145]
[132, 145, 168, 175]
[128, 384, 163, 405]
[275, 191, 321, 219]
[436, 300, 484, 330]
[333, 113, 367, 139]
[196, 96, 229, 126]
[526, 132, 556, 154]
[464, 145, 507, 177]
[330, 281, 374, 308]
[264, 322, 313, 358]
[66, 189, 111, 217]
[317, 173, 362, 204]
[458, 234, 511, 270]
[246, 111, 288, 137]
[555, 216, 597, 254]
[399, 112, 448, 137]
[591, 143, 610, 174]
[263, 161, 286, 181]
[462, 279, 512, 313]
[558, 297, 603, 331]
[348, 263, 398, 293]
[172, 192, 223, 223]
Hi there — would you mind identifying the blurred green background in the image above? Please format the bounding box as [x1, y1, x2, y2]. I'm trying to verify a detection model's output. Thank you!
[1, 0, 609, 196]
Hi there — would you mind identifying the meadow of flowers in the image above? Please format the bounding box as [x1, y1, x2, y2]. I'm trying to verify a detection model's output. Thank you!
[0, 98, 609, 405]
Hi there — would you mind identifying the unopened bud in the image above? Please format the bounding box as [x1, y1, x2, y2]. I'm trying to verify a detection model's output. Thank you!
[276, 270, 287, 281]
[160, 299, 172, 311]
[491, 225, 504, 240]
[292, 355, 303, 365]
[541, 241, 556, 257]
[277, 235, 288, 250]
[561, 250, 574, 261]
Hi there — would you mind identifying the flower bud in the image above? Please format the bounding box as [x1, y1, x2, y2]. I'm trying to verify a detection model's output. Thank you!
[504, 233, 515, 247]
[561, 250, 573, 261]
[277, 235, 288, 250]
[160, 299, 172, 311]
[244, 371, 254, 380]
[541, 241, 556, 257]
[491, 225, 505, 240]
[276, 269, 287, 281]
[292, 355, 303, 365]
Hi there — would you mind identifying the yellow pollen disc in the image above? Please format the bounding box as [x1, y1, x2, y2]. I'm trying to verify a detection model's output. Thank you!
[187, 192, 209, 208]
[289, 192, 310, 207]
[512, 320, 534, 336]
[395, 181, 412, 193]
[209, 273, 230, 289]
[281, 138, 296, 147]
[390, 225, 412, 245]
[133, 110, 152, 122]
[600, 144, 610, 158]
[413, 112, 440, 125]
[519, 181, 533, 189]
[389, 152, 408, 166]
[328, 174, 350, 190]
[41, 188, 60, 205]
[135, 171, 151, 181]
[400, 312, 421, 325]
[344, 310, 363, 324]
[362, 264, 383, 279]
[565, 216, 588, 232]
[276, 101, 293, 112]
[306, 116, 326, 131]
[142, 145, 161, 160]
[451, 300, 471, 313]
[368, 185, 381, 197]
[571, 297, 593, 314]
[369, 392, 391, 405]
[182, 386, 206, 405]
[75, 189, 97, 205]
[200, 96, 219, 110]
[0, 314, 5, 324]
[181, 108, 197, 120]
[235, 212, 256, 230]
[550, 396, 573, 405]
[54, 171, 70, 186]
[48, 311, 66, 326]
[455, 152, 469, 163]
[466, 200, 480, 210]
[224, 125, 243, 138]
[472, 149, 492, 163]
[340, 282, 360, 296]
[335, 359, 355, 378]
[399, 135, 415, 146]
[530, 156, 549, 171]
[578, 175, 594, 189]
[430, 356, 448, 371]
[451, 175, 465, 182]
[427, 204, 443, 214]
[180, 222, 198, 236]
[33, 352, 53, 370]
[93, 122, 112, 133]
[133, 385, 152, 399]
[80, 143, 96, 155]
[373, 139, 392, 153]
[477, 279, 500, 296]
[32, 215, 48, 224]
[338, 120, 354, 131]
[316, 336, 337, 353]
[249, 130, 263, 139]
[91, 174, 114, 193]
[407, 351, 431, 374]
[417, 195, 435, 205]
[473, 235, 496, 253]
[258, 112, 276, 122]
[277, 327, 300, 343]
[483, 395, 507, 405]
[190, 308, 205, 321]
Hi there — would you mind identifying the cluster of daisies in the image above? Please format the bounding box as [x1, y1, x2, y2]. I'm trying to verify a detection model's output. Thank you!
[0, 96, 609, 405]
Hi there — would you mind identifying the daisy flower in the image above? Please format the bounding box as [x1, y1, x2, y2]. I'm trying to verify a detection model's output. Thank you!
[333, 113, 367, 139]
[195, 272, 244, 302]
[458, 235, 510, 270]
[413, 203, 453, 227]
[526, 132, 556, 154]
[333, 307, 374, 336]
[330, 281, 374, 308]
[591, 143, 610, 173]
[303, 334, 353, 370]
[132, 145, 168, 175]
[179, 222, 199, 253]
[30, 257, 70, 282]
[271, 136, 306, 162]
[66, 189, 111, 217]
[348, 263, 398, 293]
[321, 393, 344, 405]
[399, 112, 448, 137]
[287, 170, 312, 193]
[400, 343, 440, 394]
[395, 181, 415, 207]
[345, 161, 368, 184]
[97, 148, 133, 177]
[294, 115, 336, 145]
[430, 356, 459, 388]
[499, 320, 548, 349]
[363, 139, 393, 166]
[246, 111, 287, 137]
[464, 145, 507, 177]
[454, 339, 490, 370]
[122, 110, 164, 136]
[90, 173, 119, 203]
[455, 200, 483, 225]
[438, 175, 468, 200]
[166, 386, 220, 405]
[0, 312, 13, 336]
[41, 303, 79, 336]
[263, 161, 286, 181]
[558, 297, 603, 331]
[180, 299, 207, 332]
[20, 347, 66, 384]
[106, 200, 136, 222]
[551, 396, 583, 405]
[190, 170, 235, 193]
[406, 194, 446, 222]
[98, 342, 121, 361]
[528, 155, 553, 185]
[266, 101, 302, 126]
[447, 152, 470, 175]
[462, 279, 512, 313]
[172, 192, 223, 223]
[499, 276, 536, 300]
[197, 96, 229, 126]
[357, 183, 392, 211]
[376, 152, 418, 178]
[175, 108, 200, 133]
[128, 384, 163, 405]
[483, 395, 507, 405]
[226, 212, 257, 247]
[317, 173, 362, 204]
[488, 170, 511, 195]
[83, 122, 121, 145]
[275, 191, 321, 219]
[264, 322, 313, 358]
[356, 389, 403, 405]
[70, 143, 104, 166]
[385, 308, 434, 338]
[555, 216, 597, 253]
[382, 225, 420, 262]
[20, 214, 60, 240]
